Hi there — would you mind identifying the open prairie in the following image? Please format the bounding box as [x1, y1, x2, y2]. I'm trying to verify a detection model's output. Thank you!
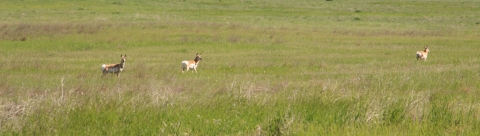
[1, 0, 480, 135]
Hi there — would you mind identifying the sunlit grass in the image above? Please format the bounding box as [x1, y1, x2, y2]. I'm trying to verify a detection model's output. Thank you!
[1, 0, 480, 135]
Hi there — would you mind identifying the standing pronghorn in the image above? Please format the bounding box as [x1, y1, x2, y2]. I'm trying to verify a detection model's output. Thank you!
[182, 53, 202, 73]
[416, 46, 430, 60]
[102, 54, 126, 77]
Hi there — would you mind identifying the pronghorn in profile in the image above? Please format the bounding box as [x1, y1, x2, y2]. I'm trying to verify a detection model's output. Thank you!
[182, 53, 202, 73]
[101, 54, 126, 77]
[416, 46, 430, 60]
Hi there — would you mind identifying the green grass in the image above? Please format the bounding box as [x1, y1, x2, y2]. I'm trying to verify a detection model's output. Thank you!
[1, 0, 480, 135]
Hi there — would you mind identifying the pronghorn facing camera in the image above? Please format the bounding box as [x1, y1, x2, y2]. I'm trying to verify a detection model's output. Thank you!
[416, 46, 430, 60]
[182, 53, 202, 73]
[102, 54, 126, 77]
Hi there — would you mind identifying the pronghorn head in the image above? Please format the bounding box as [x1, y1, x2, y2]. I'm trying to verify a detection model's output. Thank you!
[424, 46, 429, 53]
[194, 53, 202, 62]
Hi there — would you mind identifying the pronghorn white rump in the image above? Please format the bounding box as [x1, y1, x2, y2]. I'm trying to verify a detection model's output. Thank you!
[182, 53, 202, 73]
[102, 54, 126, 77]
[416, 46, 430, 60]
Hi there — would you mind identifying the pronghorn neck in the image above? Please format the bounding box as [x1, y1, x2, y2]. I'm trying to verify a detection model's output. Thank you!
[118, 55, 126, 69]
[194, 60, 200, 65]
[120, 59, 125, 68]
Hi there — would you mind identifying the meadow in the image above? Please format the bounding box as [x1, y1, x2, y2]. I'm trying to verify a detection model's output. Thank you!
[1, 0, 480, 135]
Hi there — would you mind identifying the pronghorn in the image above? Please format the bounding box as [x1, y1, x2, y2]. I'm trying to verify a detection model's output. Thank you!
[416, 46, 430, 60]
[182, 53, 202, 73]
[101, 54, 126, 77]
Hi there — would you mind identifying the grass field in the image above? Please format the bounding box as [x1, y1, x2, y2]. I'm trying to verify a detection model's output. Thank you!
[1, 0, 480, 135]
